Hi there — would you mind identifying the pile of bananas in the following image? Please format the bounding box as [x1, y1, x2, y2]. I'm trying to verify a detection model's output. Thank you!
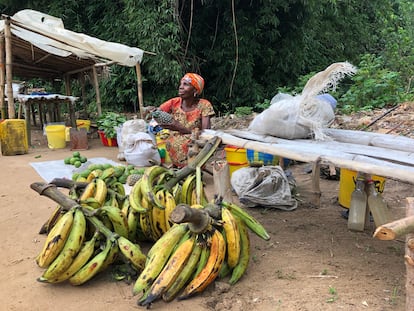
[34, 162, 270, 307]
[36, 166, 147, 285]
[127, 165, 210, 242]
[133, 198, 270, 306]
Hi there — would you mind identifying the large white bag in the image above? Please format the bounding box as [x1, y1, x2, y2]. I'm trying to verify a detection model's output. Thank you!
[248, 62, 357, 140]
[124, 132, 161, 167]
[117, 119, 147, 161]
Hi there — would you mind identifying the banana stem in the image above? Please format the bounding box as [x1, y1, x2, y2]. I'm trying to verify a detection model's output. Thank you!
[170, 203, 212, 234]
[163, 136, 221, 190]
[86, 214, 118, 241]
[30, 182, 81, 211]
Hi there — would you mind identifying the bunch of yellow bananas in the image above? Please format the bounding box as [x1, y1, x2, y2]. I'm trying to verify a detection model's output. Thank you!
[127, 165, 210, 242]
[36, 167, 147, 285]
[132, 198, 270, 306]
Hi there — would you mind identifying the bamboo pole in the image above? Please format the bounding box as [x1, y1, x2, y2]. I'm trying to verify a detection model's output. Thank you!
[405, 197, 414, 311]
[0, 33, 5, 119]
[92, 65, 102, 116]
[135, 63, 144, 119]
[4, 18, 14, 118]
[200, 130, 414, 184]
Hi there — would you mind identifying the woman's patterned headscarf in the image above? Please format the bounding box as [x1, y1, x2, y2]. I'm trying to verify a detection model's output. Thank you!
[181, 73, 205, 95]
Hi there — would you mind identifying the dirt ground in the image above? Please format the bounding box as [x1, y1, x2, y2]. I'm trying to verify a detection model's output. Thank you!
[1, 106, 412, 310]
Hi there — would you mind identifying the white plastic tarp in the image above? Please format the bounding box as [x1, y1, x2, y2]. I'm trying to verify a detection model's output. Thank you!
[0, 9, 143, 66]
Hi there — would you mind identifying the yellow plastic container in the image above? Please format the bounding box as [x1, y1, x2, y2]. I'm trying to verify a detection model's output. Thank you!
[338, 168, 386, 208]
[76, 119, 91, 132]
[45, 124, 66, 149]
[0, 119, 28, 156]
[156, 134, 171, 164]
[225, 145, 248, 176]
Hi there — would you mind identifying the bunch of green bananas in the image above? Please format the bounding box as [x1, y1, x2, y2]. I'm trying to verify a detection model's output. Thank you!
[132, 199, 270, 307]
[128, 165, 209, 243]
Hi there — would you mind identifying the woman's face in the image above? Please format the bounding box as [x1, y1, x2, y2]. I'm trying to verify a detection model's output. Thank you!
[178, 79, 196, 99]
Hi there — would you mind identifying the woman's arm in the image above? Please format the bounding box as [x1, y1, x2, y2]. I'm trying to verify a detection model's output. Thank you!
[201, 115, 211, 130]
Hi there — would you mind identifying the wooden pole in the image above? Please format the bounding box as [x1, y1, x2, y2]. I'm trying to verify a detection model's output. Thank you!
[373, 214, 414, 240]
[79, 72, 87, 112]
[92, 66, 102, 116]
[135, 63, 144, 119]
[405, 197, 414, 311]
[4, 18, 14, 118]
[0, 33, 5, 119]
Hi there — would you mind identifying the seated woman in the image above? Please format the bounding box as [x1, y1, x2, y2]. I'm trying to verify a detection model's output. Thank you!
[156, 73, 215, 167]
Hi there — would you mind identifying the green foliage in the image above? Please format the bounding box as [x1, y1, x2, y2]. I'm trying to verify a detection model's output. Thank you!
[4, 0, 414, 116]
[234, 106, 253, 116]
[96, 112, 126, 139]
[339, 54, 410, 113]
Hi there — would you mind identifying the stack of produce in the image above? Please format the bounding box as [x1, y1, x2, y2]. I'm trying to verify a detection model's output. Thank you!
[32, 138, 270, 307]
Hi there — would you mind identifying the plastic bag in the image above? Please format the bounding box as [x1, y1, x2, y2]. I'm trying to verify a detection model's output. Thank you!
[230, 166, 297, 210]
[248, 93, 335, 140]
[117, 119, 147, 161]
[124, 132, 161, 167]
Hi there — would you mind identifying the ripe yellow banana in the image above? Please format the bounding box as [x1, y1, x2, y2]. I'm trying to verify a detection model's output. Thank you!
[69, 237, 114, 286]
[221, 201, 270, 241]
[221, 207, 241, 268]
[117, 236, 146, 271]
[152, 189, 168, 235]
[133, 224, 188, 296]
[86, 169, 102, 182]
[127, 208, 139, 242]
[180, 174, 196, 205]
[139, 210, 154, 242]
[229, 216, 250, 285]
[139, 236, 195, 306]
[94, 178, 108, 206]
[129, 178, 147, 213]
[162, 239, 202, 302]
[121, 196, 130, 217]
[79, 181, 96, 201]
[39, 231, 99, 284]
[41, 208, 87, 281]
[164, 190, 176, 231]
[140, 165, 170, 209]
[146, 223, 188, 261]
[38, 205, 63, 235]
[36, 209, 75, 268]
[178, 229, 226, 299]
[99, 205, 129, 238]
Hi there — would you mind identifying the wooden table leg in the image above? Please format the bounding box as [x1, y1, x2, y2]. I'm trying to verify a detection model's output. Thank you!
[310, 158, 322, 207]
[24, 103, 31, 146]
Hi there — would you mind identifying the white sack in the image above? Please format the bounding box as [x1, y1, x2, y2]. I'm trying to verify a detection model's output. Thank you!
[117, 119, 147, 161]
[248, 62, 357, 140]
[124, 132, 161, 167]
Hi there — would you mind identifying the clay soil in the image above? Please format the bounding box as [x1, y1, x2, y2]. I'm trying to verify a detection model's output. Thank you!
[1, 104, 413, 311]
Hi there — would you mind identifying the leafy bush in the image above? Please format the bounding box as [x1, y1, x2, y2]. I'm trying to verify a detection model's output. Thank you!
[338, 54, 411, 113]
[96, 112, 126, 139]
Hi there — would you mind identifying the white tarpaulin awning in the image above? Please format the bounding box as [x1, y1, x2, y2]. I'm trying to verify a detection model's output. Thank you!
[0, 9, 143, 67]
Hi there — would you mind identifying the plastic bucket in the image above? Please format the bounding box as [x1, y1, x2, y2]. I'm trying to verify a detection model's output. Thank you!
[338, 168, 386, 208]
[98, 130, 117, 147]
[246, 149, 279, 166]
[0, 119, 28, 156]
[225, 145, 248, 176]
[45, 124, 66, 149]
[76, 119, 91, 132]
